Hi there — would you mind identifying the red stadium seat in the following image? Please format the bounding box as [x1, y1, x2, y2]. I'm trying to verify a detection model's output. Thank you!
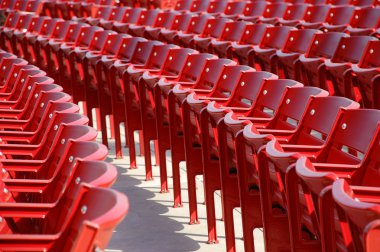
[276, 29, 322, 79]
[298, 32, 348, 89]
[351, 40, 380, 108]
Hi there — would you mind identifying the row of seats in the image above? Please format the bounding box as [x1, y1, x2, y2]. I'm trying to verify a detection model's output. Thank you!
[2, 4, 380, 252]
[0, 50, 128, 250]
[4, 9, 379, 109]
[0, 0, 43, 13]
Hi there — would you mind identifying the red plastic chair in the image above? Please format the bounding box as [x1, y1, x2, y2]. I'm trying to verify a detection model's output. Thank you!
[82, 5, 115, 26]
[83, 33, 127, 144]
[261, 3, 307, 25]
[0, 184, 128, 252]
[241, 2, 288, 23]
[351, 40, 380, 108]
[346, 7, 380, 36]
[159, 13, 194, 44]
[230, 23, 270, 65]
[200, 71, 277, 251]
[297, 5, 331, 29]
[256, 96, 359, 251]
[299, 6, 354, 32]
[138, 48, 197, 182]
[154, 53, 217, 202]
[112, 7, 144, 33]
[15, 16, 51, 64]
[250, 25, 296, 73]
[276, 3, 309, 26]
[188, 0, 209, 13]
[276, 29, 322, 80]
[298, 32, 349, 89]
[176, 14, 213, 48]
[106, 39, 160, 159]
[122, 43, 178, 165]
[173, 0, 193, 12]
[329, 179, 380, 252]
[126, 9, 161, 36]
[167, 58, 237, 220]
[325, 36, 377, 100]
[286, 109, 380, 251]
[99, 6, 128, 30]
[219, 1, 247, 19]
[181, 64, 254, 244]
[206, 0, 227, 15]
[58, 25, 103, 111]
[237, 1, 266, 21]
[210, 21, 247, 58]
[130, 11, 176, 40]
[192, 18, 232, 53]
[0, 11, 20, 49]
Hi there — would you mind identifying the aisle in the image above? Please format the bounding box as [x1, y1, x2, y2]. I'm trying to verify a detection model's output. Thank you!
[96, 122, 264, 252]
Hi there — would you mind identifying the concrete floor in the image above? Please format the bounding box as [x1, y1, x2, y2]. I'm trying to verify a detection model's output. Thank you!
[96, 121, 265, 252]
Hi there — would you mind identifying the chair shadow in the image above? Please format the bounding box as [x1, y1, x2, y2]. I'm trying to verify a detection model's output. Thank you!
[106, 147, 202, 252]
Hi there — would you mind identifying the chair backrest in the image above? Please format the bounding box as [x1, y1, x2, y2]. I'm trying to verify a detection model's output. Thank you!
[38, 18, 59, 37]
[223, 1, 247, 15]
[101, 34, 129, 56]
[331, 36, 377, 64]
[290, 96, 359, 145]
[115, 36, 147, 62]
[211, 65, 254, 99]
[58, 186, 128, 251]
[144, 44, 178, 70]
[63, 23, 90, 44]
[357, 40, 380, 68]
[135, 9, 160, 26]
[282, 3, 308, 21]
[350, 0, 375, 5]
[302, 5, 330, 23]
[121, 7, 143, 23]
[108, 6, 127, 22]
[266, 86, 328, 132]
[247, 79, 303, 120]
[88, 30, 116, 52]
[262, 2, 288, 19]
[3, 11, 19, 28]
[174, 0, 193, 11]
[227, 71, 277, 108]
[193, 58, 237, 91]
[305, 32, 348, 59]
[189, 0, 209, 12]
[323, 6, 355, 27]
[219, 21, 247, 42]
[153, 11, 176, 29]
[160, 48, 197, 77]
[201, 18, 231, 38]
[75, 26, 104, 48]
[325, 0, 350, 5]
[129, 40, 163, 65]
[259, 26, 296, 50]
[177, 53, 217, 83]
[321, 109, 380, 164]
[242, 1, 266, 17]
[14, 13, 34, 30]
[170, 13, 193, 32]
[185, 14, 212, 34]
[282, 29, 321, 54]
[50, 21, 72, 40]
[27, 16, 50, 34]
[90, 5, 113, 19]
[207, 0, 227, 14]
[349, 7, 380, 29]
[43, 143, 109, 204]
[239, 23, 271, 45]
